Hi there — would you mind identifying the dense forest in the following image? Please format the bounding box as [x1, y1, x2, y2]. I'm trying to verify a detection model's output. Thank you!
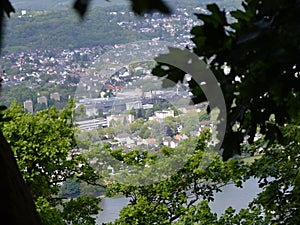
[2, 7, 150, 52]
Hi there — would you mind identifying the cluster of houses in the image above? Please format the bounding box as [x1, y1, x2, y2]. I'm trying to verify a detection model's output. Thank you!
[1, 4, 206, 116]
[1, 4, 204, 88]
[110, 6, 205, 46]
[1, 46, 105, 86]
[76, 98, 213, 152]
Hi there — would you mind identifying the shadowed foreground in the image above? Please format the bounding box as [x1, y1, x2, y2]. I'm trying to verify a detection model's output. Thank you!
[0, 132, 42, 225]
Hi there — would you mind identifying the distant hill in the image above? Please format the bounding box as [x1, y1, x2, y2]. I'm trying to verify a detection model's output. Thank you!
[3, 0, 242, 52]
[1, 6, 155, 52]
[10, 0, 128, 11]
[9, 0, 241, 12]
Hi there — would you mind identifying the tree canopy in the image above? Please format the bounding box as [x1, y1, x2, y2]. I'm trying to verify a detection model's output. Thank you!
[99, 0, 300, 224]
[152, 0, 300, 160]
[0, 101, 101, 225]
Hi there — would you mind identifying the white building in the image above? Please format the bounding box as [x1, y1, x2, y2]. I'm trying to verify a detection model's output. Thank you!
[76, 119, 107, 130]
[37, 96, 48, 106]
[50, 92, 60, 101]
[126, 101, 142, 110]
[24, 100, 33, 113]
[107, 114, 134, 127]
[149, 109, 174, 121]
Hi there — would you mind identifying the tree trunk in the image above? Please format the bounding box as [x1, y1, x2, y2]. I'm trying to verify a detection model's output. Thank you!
[0, 132, 42, 225]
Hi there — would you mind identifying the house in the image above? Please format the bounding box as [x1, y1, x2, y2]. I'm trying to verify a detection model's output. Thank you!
[162, 137, 172, 147]
[146, 138, 157, 145]
[149, 109, 174, 121]
[170, 139, 180, 148]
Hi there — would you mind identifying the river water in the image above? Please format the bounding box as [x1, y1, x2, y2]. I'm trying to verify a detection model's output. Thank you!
[96, 177, 261, 224]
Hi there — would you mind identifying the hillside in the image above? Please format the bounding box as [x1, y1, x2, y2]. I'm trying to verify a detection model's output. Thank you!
[10, 0, 128, 11]
[9, 0, 241, 11]
[2, 6, 153, 52]
[2, 0, 242, 52]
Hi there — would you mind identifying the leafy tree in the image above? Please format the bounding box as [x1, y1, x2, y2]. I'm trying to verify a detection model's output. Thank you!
[180, 111, 200, 135]
[104, 125, 300, 224]
[97, 126, 115, 140]
[104, 130, 251, 224]
[0, 101, 101, 224]
[139, 124, 151, 139]
[62, 196, 101, 225]
[1, 0, 300, 224]
[198, 110, 210, 121]
[244, 124, 300, 224]
[165, 124, 175, 137]
[80, 181, 106, 197]
[34, 103, 47, 112]
[129, 118, 144, 133]
[0, 0, 171, 224]
[74, 1, 300, 224]
[60, 179, 81, 199]
[104, 0, 300, 224]
[0, 118, 42, 225]
[153, 0, 300, 160]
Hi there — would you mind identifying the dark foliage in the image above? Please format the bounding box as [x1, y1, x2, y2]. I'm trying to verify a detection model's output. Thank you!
[0, 0, 15, 48]
[73, 0, 171, 17]
[129, 0, 171, 15]
[152, 0, 300, 160]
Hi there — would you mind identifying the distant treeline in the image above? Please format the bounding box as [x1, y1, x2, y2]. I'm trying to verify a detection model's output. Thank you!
[2, 6, 154, 52]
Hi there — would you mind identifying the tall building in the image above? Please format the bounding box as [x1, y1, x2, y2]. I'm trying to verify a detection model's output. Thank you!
[23, 100, 33, 113]
[126, 101, 142, 110]
[37, 96, 48, 106]
[50, 92, 60, 101]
